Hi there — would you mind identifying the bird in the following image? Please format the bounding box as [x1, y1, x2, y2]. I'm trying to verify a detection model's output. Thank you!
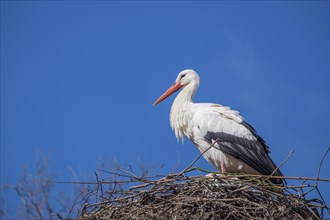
[153, 69, 285, 184]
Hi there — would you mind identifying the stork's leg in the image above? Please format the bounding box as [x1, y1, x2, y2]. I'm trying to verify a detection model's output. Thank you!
[220, 161, 227, 174]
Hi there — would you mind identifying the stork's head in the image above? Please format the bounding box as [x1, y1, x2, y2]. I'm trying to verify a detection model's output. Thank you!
[175, 69, 200, 86]
[153, 69, 200, 106]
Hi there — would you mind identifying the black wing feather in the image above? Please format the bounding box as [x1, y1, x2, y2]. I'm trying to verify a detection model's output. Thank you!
[204, 130, 285, 184]
[241, 121, 270, 154]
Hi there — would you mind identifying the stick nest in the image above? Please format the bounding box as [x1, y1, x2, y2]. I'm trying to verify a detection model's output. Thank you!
[74, 168, 328, 220]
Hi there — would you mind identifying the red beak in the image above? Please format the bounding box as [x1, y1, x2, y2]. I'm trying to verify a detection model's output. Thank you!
[153, 82, 182, 106]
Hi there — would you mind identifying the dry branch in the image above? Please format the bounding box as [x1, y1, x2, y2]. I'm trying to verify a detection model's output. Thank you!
[70, 167, 329, 220]
[53, 147, 330, 219]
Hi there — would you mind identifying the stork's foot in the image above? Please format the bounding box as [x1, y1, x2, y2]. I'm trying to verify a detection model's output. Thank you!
[205, 173, 225, 178]
[205, 172, 240, 183]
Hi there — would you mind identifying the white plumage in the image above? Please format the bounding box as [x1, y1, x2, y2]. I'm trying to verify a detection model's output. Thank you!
[153, 69, 284, 184]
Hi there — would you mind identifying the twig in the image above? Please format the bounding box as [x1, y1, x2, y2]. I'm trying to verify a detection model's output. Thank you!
[314, 147, 330, 216]
[175, 138, 219, 178]
[56, 174, 330, 187]
[316, 147, 329, 187]
[265, 149, 294, 183]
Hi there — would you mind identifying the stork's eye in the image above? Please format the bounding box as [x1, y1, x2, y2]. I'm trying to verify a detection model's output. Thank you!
[180, 74, 186, 79]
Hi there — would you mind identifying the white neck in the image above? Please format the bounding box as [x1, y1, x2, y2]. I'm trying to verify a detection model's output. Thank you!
[169, 81, 199, 142]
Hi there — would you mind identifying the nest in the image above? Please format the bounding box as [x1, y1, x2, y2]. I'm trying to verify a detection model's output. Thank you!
[72, 167, 328, 220]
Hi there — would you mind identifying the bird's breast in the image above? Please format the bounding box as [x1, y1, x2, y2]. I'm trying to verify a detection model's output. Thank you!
[170, 102, 195, 142]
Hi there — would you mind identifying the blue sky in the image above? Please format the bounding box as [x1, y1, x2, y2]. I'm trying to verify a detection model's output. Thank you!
[1, 1, 329, 218]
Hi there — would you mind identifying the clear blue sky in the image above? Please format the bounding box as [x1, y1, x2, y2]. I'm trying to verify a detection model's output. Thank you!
[1, 1, 329, 218]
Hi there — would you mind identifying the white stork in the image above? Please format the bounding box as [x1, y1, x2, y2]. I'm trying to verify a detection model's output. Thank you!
[153, 69, 285, 184]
